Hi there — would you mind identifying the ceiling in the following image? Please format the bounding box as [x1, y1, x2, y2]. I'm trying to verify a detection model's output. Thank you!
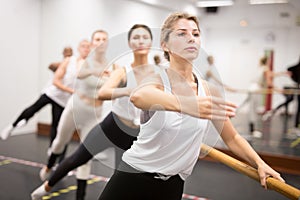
[129, 0, 300, 28]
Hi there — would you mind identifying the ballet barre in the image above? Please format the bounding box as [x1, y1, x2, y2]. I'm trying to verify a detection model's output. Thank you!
[200, 144, 300, 200]
[231, 88, 300, 95]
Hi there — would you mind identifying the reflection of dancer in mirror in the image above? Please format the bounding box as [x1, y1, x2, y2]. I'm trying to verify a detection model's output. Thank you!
[31, 24, 156, 200]
[98, 12, 284, 200]
[37, 31, 109, 200]
[1, 46, 79, 152]
[239, 56, 290, 137]
[204, 55, 236, 92]
[48, 46, 73, 72]
[262, 59, 296, 121]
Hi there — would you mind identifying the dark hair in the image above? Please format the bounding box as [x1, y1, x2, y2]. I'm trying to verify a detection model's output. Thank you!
[128, 24, 153, 41]
[63, 46, 73, 57]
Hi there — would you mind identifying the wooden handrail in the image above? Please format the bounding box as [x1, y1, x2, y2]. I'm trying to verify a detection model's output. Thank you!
[200, 144, 300, 200]
[232, 88, 300, 95]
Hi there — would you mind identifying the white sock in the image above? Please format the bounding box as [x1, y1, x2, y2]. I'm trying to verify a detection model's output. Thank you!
[0, 124, 14, 140]
[31, 184, 48, 200]
[16, 119, 27, 127]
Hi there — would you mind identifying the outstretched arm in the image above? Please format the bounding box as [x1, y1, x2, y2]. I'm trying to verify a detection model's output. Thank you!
[97, 67, 131, 100]
[130, 75, 237, 120]
[215, 119, 285, 188]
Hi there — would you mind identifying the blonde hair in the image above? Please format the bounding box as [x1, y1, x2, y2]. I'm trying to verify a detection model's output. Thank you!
[160, 12, 200, 61]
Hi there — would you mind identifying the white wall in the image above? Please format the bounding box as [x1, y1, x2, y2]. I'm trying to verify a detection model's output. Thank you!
[38, 0, 170, 123]
[1, 0, 300, 135]
[0, 0, 170, 135]
[0, 0, 41, 134]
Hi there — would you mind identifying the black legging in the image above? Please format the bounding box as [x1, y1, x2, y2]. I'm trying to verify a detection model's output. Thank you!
[48, 112, 139, 187]
[13, 93, 67, 161]
[98, 161, 184, 200]
[13, 93, 64, 145]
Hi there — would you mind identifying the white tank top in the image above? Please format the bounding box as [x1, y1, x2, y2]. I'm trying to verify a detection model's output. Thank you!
[111, 65, 140, 125]
[44, 56, 77, 107]
[122, 68, 208, 180]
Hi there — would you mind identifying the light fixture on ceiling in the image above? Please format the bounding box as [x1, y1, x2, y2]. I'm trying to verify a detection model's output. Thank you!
[196, 0, 234, 7]
[249, 0, 288, 5]
[139, 0, 159, 5]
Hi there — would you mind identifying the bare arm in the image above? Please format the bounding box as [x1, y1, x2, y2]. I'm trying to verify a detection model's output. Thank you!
[270, 70, 291, 78]
[76, 61, 93, 79]
[77, 61, 115, 79]
[53, 57, 74, 94]
[217, 120, 285, 188]
[97, 67, 130, 100]
[130, 75, 236, 120]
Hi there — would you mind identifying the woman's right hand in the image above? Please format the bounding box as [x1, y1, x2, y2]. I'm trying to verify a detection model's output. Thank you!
[180, 96, 237, 120]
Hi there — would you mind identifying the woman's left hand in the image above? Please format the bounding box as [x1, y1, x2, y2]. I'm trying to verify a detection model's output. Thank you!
[257, 162, 285, 189]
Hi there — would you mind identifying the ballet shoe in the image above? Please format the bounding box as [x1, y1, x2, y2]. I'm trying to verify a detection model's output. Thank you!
[0, 124, 14, 140]
[39, 166, 51, 181]
[31, 184, 48, 200]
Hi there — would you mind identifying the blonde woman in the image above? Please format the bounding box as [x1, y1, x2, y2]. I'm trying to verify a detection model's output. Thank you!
[98, 12, 284, 200]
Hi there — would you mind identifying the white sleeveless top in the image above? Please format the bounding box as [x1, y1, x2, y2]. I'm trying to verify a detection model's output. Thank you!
[44, 56, 77, 107]
[112, 65, 140, 125]
[122, 68, 209, 180]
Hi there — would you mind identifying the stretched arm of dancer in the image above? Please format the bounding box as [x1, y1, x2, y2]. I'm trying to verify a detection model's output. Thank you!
[98, 67, 131, 100]
[130, 75, 236, 120]
[216, 119, 285, 188]
[77, 58, 117, 79]
[271, 70, 291, 78]
[76, 60, 110, 79]
[53, 57, 74, 94]
[76, 60, 93, 79]
[203, 81, 285, 187]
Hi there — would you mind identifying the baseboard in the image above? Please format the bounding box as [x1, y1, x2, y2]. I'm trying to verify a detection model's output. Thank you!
[37, 122, 80, 141]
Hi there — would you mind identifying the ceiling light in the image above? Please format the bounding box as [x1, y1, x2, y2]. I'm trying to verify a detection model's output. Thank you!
[139, 0, 159, 5]
[249, 0, 288, 5]
[196, 0, 234, 7]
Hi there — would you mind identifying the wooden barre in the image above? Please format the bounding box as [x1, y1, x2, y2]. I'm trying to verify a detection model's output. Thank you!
[231, 88, 300, 95]
[200, 144, 300, 200]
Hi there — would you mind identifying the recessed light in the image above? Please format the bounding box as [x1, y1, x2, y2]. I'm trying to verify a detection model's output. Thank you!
[196, 0, 234, 7]
[249, 0, 288, 5]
